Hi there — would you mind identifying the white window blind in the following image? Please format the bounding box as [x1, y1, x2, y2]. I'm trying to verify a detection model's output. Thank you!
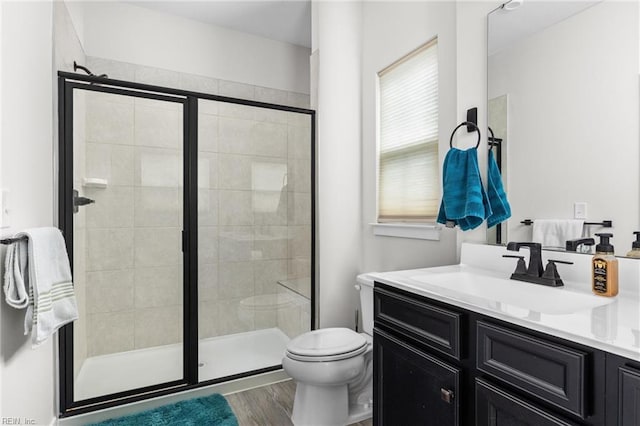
[378, 38, 439, 221]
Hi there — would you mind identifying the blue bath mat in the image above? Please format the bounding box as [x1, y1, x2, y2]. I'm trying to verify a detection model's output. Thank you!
[89, 394, 238, 426]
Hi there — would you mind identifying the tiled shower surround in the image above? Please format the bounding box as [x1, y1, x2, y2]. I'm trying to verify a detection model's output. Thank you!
[75, 57, 311, 360]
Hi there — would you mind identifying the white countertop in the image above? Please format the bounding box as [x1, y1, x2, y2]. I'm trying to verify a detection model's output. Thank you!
[368, 243, 640, 362]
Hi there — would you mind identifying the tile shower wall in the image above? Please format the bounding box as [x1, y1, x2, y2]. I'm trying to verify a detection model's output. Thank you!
[83, 91, 184, 357]
[198, 100, 312, 341]
[81, 57, 311, 357]
[72, 91, 87, 377]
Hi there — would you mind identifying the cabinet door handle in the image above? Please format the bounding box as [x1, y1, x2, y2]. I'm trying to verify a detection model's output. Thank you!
[440, 388, 454, 404]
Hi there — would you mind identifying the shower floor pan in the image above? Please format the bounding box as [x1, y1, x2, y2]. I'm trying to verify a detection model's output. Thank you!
[74, 327, 290, 401]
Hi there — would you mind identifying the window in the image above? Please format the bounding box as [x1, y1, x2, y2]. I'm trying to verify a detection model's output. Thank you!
[378, 38, 439, 222]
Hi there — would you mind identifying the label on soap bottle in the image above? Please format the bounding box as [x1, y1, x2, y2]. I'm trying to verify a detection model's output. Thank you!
[593, 259, 608, 293]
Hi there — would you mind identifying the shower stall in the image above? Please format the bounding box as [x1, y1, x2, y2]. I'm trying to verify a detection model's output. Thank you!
[58, 68, 315, 415]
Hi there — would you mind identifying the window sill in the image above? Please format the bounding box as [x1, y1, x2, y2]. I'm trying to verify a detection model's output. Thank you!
[370, 222, 442, 241]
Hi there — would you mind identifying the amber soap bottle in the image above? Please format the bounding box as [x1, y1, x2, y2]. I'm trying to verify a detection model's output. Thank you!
[592, 233, 618, 297]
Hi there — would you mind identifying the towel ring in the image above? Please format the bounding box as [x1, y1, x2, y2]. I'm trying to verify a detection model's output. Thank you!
[449, 121, 481, 149]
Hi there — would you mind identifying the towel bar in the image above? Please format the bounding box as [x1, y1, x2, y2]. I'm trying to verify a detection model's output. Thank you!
[521, 219, 612, 228]
[0, 236, 28, 245]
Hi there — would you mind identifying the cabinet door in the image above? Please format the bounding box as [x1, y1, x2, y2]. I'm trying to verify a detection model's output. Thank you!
[476, 379, 579, 426]
[619, 366, 640, 426]
[374, 328, 460, 426]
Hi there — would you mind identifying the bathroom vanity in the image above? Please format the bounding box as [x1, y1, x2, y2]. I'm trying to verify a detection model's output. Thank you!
[371, 245, 640, 426]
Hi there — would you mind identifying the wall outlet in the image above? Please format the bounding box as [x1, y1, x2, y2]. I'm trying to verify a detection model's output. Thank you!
[574, 202, 587, 220]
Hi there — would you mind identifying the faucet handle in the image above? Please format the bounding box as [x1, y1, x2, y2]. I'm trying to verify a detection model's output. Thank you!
[547, 259, 574, 265]
[542, 259, 574, 286]
[503, 254, 527, 275]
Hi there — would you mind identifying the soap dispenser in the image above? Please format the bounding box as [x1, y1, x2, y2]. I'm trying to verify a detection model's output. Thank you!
[626, 232, 640, 258]
[592, 233, 618, 297]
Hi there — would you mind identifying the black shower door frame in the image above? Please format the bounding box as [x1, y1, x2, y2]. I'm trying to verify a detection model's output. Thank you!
[57, 72, 316, 417]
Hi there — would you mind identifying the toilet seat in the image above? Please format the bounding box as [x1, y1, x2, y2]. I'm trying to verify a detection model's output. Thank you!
[286, 328, 368, 362]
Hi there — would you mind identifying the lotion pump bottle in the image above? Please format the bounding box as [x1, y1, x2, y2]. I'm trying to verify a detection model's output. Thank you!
[626, 232, 640, 258]
[592, 233, 618, 297]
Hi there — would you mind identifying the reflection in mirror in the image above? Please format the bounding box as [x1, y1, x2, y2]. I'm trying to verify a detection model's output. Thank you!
[487, 95, 508, 244]
[487, 1, 639, 255]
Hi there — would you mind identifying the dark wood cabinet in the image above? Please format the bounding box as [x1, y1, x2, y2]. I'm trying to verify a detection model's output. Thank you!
[619, 366, 640, 426]
[475, 378, 578, 426]
[476, 321, 588, 418]
[605, 356, 640, 426]
[374, 286, 462, 360]
[373, 328, 460, 425]
[372, 283, 624, 426]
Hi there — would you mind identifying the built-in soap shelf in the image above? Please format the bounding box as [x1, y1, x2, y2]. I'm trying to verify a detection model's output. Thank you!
[82, 178, 108, 188]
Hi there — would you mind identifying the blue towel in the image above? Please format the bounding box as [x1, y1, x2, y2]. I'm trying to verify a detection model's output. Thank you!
[486, 150, 511, 228]
[437, 147, 491, 231]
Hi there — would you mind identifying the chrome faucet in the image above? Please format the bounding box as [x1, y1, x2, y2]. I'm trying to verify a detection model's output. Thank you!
[506, 242, 544, 277]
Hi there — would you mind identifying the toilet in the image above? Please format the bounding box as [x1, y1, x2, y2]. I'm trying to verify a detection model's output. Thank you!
[282, 274, 374, 426]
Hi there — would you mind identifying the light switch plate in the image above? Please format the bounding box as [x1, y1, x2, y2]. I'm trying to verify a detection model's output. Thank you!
[574, 202, 587, 220]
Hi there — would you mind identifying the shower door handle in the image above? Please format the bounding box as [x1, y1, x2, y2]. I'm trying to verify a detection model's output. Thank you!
[73, 189, 95, 214]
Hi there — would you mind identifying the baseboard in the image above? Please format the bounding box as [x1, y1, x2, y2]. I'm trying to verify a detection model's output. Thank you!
[58, 369, 289, 426]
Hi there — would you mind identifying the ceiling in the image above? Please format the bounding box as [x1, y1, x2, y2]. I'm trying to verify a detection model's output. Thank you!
[127, 1, 312, 48]
[488, 1, 599, 55]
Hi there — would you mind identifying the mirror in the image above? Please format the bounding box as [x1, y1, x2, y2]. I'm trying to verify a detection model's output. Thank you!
[487, 1, 639, 255]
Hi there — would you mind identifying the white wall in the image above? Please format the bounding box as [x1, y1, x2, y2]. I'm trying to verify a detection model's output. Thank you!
[456, 1, 502, 252]
[360, 1, 458, 272]
[76, 1, 310, 95]
[1, 0, 3, 415]
[313, 1, 363, 328]
[315, 1, 465, 328]
[488, 2, 639, 252]
[0, 1, 57, 423]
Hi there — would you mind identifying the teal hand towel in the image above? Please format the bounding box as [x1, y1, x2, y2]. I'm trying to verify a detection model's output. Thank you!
[437, 147, 491, 231]
[486, 149, 511, 228]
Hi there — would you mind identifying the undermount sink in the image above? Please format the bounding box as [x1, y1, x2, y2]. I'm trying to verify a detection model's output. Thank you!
[408, 271, 613, 315]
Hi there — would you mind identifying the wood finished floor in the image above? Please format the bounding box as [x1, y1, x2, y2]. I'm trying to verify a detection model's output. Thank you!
[226, 380, 373, 426]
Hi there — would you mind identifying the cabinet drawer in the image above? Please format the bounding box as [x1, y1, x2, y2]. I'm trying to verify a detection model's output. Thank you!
[476, 378, 579, 426]
[619, 365, 640, 426]
[477, 321, 587, 419]
[374, 286, 462, 359]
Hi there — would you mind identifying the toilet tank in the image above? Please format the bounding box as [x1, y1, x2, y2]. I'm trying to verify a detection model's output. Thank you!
[356, 274, 375, 336]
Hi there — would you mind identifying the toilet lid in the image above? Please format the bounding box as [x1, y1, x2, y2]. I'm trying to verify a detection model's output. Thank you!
[286, 328, 368, 360]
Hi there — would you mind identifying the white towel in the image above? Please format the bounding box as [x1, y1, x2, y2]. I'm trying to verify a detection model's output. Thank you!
[3, 227, 78, 347]
[3, 238, 29, 308]
[531, 219, 584, 249]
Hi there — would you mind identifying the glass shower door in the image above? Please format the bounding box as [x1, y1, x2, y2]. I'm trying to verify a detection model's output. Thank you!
[59, 73, 315, 414]
[197, 98, 313, 383]
[69, 85, 187, 402]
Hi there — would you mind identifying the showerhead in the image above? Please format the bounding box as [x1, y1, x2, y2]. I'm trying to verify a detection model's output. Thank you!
[73, 61, 108, 79]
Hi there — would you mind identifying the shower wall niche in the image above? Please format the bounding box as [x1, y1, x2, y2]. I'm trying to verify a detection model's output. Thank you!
[61, 58, 314, 414]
